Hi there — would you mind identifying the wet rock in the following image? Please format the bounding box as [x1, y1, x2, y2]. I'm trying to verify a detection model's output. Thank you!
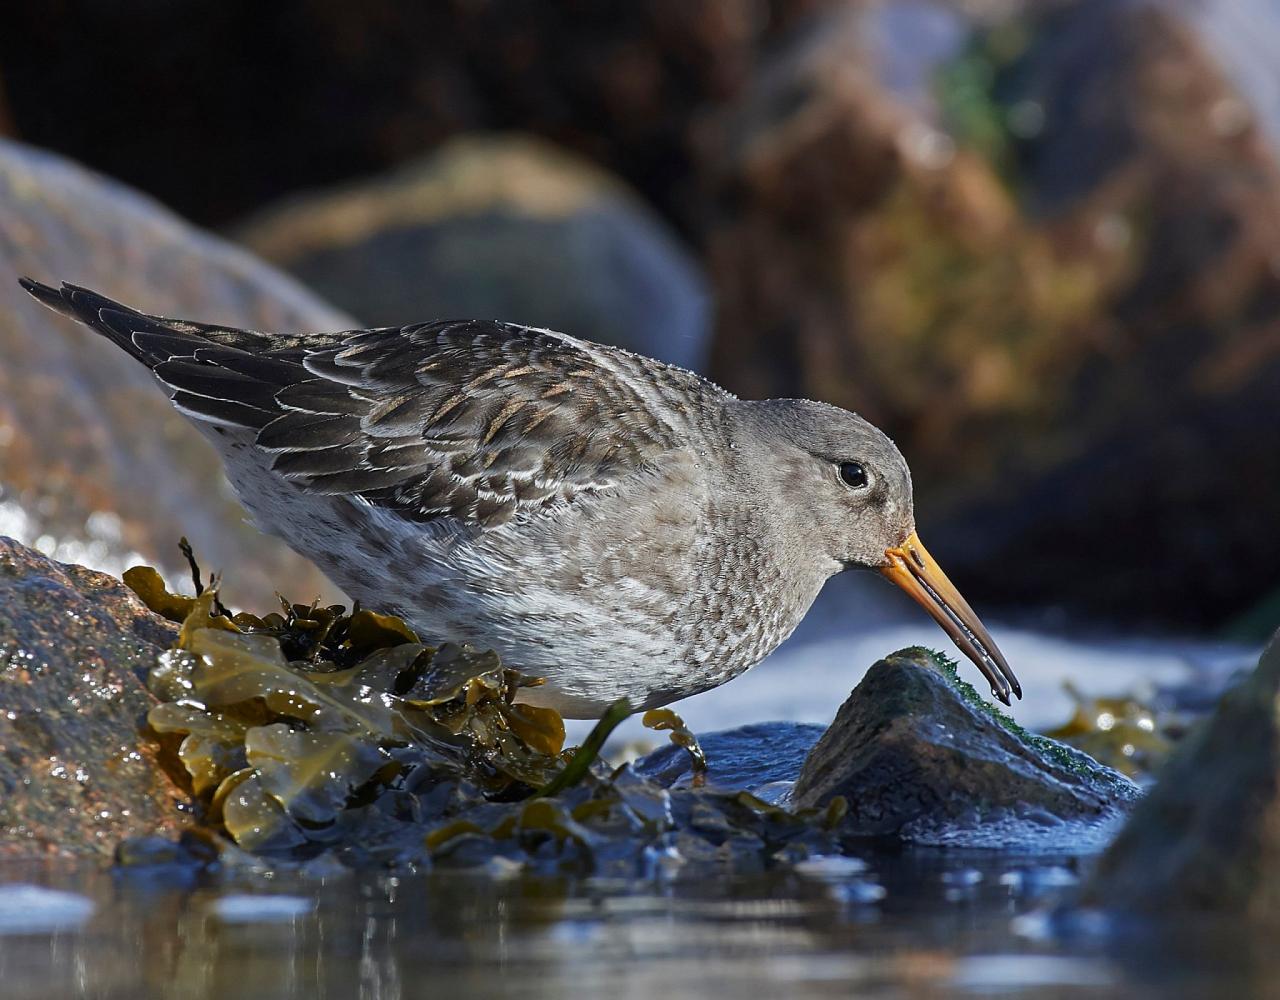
[0, 537, 184, 857]
[792, 648, 1140, 850]
[238, 135, 710, 369]
[1085, 634, 1280, 915]
[700, 1, 1280, 628]
[0, 138, 350, 608]
[633, 721, 825, 792]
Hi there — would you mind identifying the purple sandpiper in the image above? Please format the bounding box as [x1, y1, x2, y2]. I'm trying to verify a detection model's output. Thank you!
[20, 278, 1020, 717]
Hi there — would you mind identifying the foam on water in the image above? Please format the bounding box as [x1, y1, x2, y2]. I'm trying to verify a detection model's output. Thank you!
[211, 894, 316, 923]
[0, 885, 96, 934]
[0, 494, 152, 583]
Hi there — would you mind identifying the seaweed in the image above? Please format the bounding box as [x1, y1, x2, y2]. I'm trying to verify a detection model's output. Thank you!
[536, 698, 632, 798]
[129, 567, 571, 847]
[1044, 682, 1179, 781]
[122, 551, 854, 873]
[642, 707, 707, 787]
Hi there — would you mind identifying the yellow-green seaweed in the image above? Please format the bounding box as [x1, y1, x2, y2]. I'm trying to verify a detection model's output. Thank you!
[643, 707, 708, 787]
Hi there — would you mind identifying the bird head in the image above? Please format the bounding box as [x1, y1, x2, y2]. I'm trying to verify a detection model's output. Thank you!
[732, 398, 1021, 705]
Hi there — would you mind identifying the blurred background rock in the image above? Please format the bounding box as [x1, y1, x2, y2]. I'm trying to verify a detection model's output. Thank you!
[2, 0, 1279, 635]
[235, 135, 711, 371]
[0, 140, 346, 608]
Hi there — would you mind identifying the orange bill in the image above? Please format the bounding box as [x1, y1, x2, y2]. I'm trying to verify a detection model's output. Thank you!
[881, 532, 1021, 705]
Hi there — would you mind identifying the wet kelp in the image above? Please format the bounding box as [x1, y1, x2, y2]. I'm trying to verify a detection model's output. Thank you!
[124, 563, 845, 872]
[1044, 684, 1177, 782]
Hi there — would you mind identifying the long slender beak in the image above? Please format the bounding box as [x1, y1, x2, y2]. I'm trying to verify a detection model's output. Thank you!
[880, 531, 1021, 705]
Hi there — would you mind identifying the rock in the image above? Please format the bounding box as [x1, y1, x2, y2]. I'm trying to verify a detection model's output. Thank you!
[0, 537, 183, 857]
[699, 1, 1280, 628]
[632, 721, 825, 792]
[0, 139, 351, 609]
[792, 648, 1140, 850]
[1085, 634, 1280, 915]
[237, 135, 711, 370]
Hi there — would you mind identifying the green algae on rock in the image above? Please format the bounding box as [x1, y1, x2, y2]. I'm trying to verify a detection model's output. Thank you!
[794, 648, 1140, 851]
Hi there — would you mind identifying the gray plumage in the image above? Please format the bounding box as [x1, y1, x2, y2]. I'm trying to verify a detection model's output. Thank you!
[20, 278, 1018, 718]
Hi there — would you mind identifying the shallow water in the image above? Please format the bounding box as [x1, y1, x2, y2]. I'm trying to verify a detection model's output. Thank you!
[0, 850, 1268, 1000]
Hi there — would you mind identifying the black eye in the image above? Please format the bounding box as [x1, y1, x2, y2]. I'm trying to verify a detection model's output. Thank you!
[839, 461, 868, 489]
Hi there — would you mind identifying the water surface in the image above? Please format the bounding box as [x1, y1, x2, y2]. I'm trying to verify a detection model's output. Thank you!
[1, 848, 1269, 999]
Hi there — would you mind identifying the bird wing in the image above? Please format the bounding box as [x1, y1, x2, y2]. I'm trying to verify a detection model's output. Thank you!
[247, 320, 706, 528]
[20, 280, 715, 530]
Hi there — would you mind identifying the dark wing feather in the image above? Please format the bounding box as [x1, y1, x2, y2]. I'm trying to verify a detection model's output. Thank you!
[18, 278, 295, 362]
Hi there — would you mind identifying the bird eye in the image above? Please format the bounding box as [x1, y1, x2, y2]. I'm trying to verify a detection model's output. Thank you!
[839, 461, 868, 489]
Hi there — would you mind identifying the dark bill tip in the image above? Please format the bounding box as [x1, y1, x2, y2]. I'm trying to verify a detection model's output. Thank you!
[880, 531, 1021, 705]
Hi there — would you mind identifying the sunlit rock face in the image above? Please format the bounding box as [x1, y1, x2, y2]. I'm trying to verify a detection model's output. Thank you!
[698, 1, 1280, 629]
[0, 537, 184, 857]
[1086, 634, 1280, 916]
[237, 135, 711, 372]
[0, 139, 350, 608]
[792, 648, 1140, 851]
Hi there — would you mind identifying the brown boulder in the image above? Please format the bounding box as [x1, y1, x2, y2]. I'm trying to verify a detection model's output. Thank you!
[0, 537, 182, 857]
[0, 139, 350, 609]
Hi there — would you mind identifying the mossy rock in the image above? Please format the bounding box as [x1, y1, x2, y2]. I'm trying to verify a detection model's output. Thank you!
[237, 135, 710, 371]
[793, 647, 1140, 850]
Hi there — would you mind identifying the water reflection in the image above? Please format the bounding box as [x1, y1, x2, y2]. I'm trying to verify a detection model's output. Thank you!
[0, 851, 1269, 999]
